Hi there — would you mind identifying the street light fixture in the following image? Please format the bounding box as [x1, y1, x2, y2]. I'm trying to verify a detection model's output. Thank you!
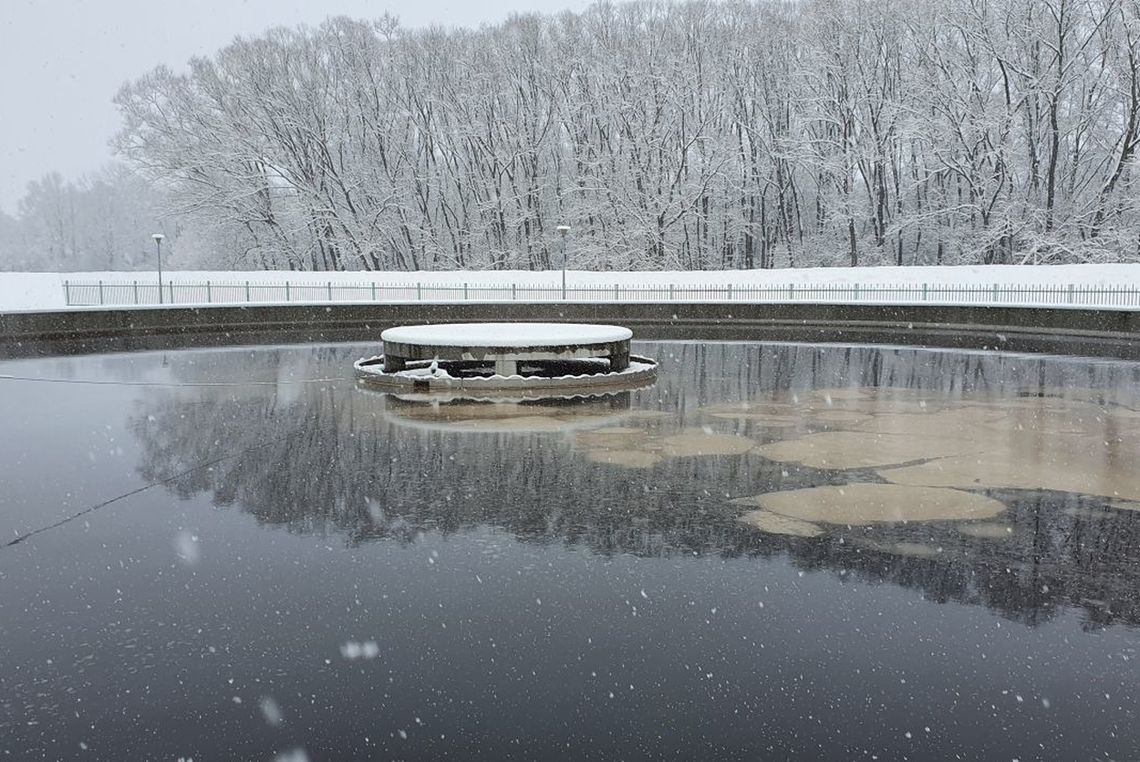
[152, 233, 165, 305]
[556, 225, 571, 300]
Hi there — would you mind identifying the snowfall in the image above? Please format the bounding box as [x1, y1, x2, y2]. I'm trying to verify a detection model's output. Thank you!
[1, 263, 1139, 311]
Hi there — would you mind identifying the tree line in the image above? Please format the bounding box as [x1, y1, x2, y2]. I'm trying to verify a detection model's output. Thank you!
[6, 0, 1140, 272]
[0, 166, 170, 271]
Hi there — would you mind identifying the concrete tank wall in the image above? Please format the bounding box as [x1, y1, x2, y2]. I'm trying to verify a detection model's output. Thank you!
[2, 302, 1139, 360]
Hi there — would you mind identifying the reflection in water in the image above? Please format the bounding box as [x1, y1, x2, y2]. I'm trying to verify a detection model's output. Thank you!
[6, 341, 1140, 761]
[377, 391, 634, 433]
[125, 342, 1140, 631]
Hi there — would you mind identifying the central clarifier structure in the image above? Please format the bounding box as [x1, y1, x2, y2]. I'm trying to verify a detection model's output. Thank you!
[354, 322, 657, 395]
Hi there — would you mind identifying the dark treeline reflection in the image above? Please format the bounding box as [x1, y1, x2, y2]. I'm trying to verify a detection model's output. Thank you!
[132, 342, 1140, 630]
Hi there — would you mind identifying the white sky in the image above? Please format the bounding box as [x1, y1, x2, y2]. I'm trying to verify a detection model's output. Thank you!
[0, 0, 588, 215]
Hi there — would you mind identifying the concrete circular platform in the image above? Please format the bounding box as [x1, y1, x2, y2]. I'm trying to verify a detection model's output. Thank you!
[357, 321, 656, 395]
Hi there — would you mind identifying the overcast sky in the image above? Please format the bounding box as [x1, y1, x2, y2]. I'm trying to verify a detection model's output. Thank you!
[0, 0, 587, 215]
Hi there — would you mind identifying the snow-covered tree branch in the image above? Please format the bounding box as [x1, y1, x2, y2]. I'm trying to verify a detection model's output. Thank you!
[102, 0, 1140, 270]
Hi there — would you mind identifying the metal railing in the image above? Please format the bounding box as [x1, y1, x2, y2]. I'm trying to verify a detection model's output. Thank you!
[61, 279, 1140, 309]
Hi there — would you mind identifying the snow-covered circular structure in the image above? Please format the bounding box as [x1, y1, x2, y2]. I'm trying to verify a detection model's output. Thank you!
[355, 322, 656, 395]
[379, 322, 633, 349]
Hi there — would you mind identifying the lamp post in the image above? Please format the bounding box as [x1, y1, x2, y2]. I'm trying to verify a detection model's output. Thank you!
[556, 225, 570, 300]
[152, 233, 165, 304]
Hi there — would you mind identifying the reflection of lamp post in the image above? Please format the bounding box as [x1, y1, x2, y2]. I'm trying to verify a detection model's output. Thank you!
[152, 233, 165, 304]
[556, 225, 570, 300]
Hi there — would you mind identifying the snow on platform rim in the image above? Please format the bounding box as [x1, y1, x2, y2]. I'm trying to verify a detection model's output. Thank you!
[380, 322, 633, 347]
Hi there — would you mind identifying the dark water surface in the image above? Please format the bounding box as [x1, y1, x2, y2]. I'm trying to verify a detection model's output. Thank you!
[2, 341, 1139, 761]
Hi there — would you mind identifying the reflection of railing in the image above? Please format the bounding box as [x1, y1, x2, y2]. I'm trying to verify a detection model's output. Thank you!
[62, 279, 1140, 309]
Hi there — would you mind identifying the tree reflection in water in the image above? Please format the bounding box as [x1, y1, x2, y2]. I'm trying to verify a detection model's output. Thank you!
[130, 342, 1140, 631]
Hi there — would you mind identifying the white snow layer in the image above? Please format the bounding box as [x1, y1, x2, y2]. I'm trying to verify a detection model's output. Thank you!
[381, 322, 632, 346]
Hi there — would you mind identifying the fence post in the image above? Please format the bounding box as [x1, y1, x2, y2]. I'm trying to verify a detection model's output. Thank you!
[64, 280, 71, 306]
[512, 283, 517, 300]
[854, 283, 859, 301]
[727, 283, 733, 300]
[788, 283, 794, 300]
[417, 282, 422, 301]
[327, 281, 333, 301]
[614, 283, 620, 301]
[133, 280, 139, 305]
[992, 283, 999, 302]
[669, 283, 675, 301]
[464, 282, 468, 300]
[1067, 283, 1074, 304]
[206, 281, 212, 303]
[285, 281, 290, 302]
[98, 280, 104, 305]
[922, 283, 928, 301]
[371, 282, 376, 301]
[246, 281, 251, 302]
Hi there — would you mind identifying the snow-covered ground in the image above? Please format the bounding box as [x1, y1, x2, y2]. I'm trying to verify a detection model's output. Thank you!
[2, 264, 1139, 311]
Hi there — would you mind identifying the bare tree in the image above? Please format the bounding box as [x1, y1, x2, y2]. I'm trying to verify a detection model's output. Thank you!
[106, 0, 1140, 271]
